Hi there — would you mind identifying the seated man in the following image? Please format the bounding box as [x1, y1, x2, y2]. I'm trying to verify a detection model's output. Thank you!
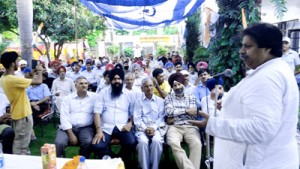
[54, 76, 97, 158]
[152, 68, 171, 99]
[52, 66, 76, 114]
[92, 68, 136, 168]
[0, 93, 14, 154]
[165, 73, 202, 169]
[133, 78, 165, 169]
[26, 73, 52, 125]
[81, 60, 97, 92]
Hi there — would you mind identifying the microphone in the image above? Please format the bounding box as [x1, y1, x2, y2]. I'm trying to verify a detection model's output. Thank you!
[212, 69, 233, 78]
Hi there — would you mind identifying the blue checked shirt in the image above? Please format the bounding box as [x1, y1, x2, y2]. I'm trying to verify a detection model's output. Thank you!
[165, 92, 197, 125]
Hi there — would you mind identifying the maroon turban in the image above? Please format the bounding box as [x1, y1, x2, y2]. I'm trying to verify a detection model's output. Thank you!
[168, 73, 185, 88]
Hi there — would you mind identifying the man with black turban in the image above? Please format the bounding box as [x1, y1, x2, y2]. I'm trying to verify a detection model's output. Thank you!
[165, 72, 202, 169]
[93, 68, 136, 168]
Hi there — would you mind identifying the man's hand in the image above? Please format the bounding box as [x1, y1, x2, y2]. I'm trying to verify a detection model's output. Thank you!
[0, 114, 10, 123]
[33, 105, 40, 111]
[35, 64, 43, 71]
[122, 123, 132, 132]
[152, 77, 159, 87]
[92, 131, 105, 144]
[217, 100, 222, 110]
[187, 111, 210, 128]
[145, 127, 155, 136]
[166, 117, 174, 125]
[68, 132, 78, 145]
[186, 108, 197, 117]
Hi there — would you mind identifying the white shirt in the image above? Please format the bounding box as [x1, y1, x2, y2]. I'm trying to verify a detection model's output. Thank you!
[60, 92, 98, 130]
[206, 58, 299, 169]
[94, 86, 134, 135]
[67, 71, 82, 82]
[282, 49, 300, 72]
[14, 70, 24, 77]
[0, 93, 9, 116]
[201, 95, 221, 117]
[189, 72, 198, 85]
[81, 70, 97, 84]
[184, 83, 195, 95]
[51, 77, 76, 97]
[124, 85, 142, 99]
[133, 94, 165, 132]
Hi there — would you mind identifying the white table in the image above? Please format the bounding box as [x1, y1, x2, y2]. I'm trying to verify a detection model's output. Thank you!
[4, 154, 124, 169]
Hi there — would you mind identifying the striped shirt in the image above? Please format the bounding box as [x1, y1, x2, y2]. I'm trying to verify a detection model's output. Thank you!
[165, 92, 197, 125]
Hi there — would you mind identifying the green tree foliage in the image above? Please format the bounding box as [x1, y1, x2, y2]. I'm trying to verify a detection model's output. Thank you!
[193, 46, 209, 63]
[185, 11, 200, 63]
[123, 47, 133, 57]
[86, 30, 101, 47]
[163, 26, 178, 35]
[132, 29, 157, 36]
[0, 1, 18, 34]
[156, 45, 168, 56]
[0, 0, 106, 60]
[206, 0, 260, 89]
[107, 44, 119, 56]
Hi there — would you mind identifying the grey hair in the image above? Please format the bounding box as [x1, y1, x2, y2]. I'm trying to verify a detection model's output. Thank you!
[141, 77, 153, 87]
[75, 76, 88, 83]
[125, 72, 134, 79]
[130, 63, 141, 73]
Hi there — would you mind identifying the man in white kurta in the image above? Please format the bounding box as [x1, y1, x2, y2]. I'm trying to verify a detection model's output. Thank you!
[51, 66, 76, 114]
[133, 78, 165, 169]
[189, 23, 299, 169]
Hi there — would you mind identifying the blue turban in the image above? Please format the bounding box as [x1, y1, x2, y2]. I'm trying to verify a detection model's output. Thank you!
[206, 78, 223, 91]
[165, 62, 174, 69]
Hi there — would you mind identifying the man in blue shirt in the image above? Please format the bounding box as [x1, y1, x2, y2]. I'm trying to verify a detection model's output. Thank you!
[194, 69, 211, 109]
[26, 77, 52, 125]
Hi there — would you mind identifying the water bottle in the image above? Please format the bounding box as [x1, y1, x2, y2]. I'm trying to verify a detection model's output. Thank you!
[76, 156, 88, 169]
[0, 143, 4, 169]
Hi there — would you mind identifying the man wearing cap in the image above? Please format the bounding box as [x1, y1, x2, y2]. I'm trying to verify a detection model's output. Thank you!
[187, 62, 198, 85]
[15, 59, 27, 77]
[0, 51, 43, 154]
[180, 70, 196, 95]
[165, 72, 202, 169]
[52, 66, 76, 114]
[92, 69, 136, 168]
[282, 36, 300, 74]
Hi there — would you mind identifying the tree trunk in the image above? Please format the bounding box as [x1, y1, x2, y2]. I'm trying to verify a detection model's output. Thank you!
[38, 34, 51, 62]
[54, 42, 64, 60]
[16, 0, 33, 68]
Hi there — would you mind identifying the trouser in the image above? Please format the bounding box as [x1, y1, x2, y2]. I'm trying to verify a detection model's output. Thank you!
[54, 125, 94, 158]
[92, 126, 136, 167]
[30, 101, 48, 125]
[0, 125, 15, 154]
[167, 125, 202, 169]
[136, 130, 163, 169]
[12, 115, 33, 154]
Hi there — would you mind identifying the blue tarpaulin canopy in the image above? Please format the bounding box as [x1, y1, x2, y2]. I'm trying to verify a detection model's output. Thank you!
[84, 0, 167, 6]
[80, 0, 205, 30]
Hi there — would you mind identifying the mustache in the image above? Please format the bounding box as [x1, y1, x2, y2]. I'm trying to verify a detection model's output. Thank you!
[239, 54, 249, 61]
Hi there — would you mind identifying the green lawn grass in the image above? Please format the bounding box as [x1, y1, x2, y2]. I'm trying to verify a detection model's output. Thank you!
[29, 118, 207, 169]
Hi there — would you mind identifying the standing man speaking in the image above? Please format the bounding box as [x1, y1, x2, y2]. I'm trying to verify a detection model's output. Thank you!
[189, 23, 299, 169]
[0, 51, 43, 154]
